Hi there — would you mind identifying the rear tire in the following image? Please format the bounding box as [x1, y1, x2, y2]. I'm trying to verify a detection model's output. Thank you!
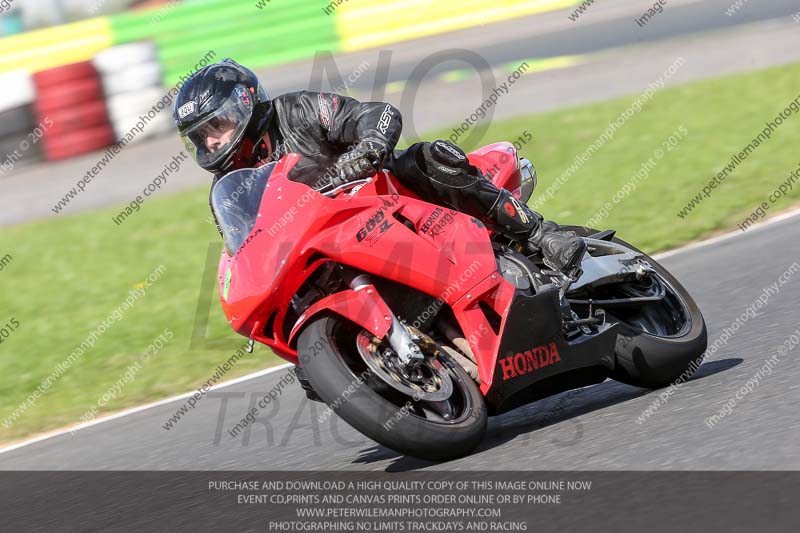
[297, 317, 487, 461]
[565, 226, 708, 388]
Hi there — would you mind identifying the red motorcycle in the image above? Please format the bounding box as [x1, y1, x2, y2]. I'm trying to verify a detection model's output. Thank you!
[212, 142, 707, 461]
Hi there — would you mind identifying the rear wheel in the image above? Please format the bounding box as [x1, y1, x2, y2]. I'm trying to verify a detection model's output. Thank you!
[297, 317, 487, 461]
[564, 226, 708, 388]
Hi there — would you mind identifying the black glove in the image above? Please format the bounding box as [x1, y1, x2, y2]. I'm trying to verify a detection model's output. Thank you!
[333, 139, 388, 185]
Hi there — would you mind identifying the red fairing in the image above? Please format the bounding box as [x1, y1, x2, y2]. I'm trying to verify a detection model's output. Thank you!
[468, 142, 521, 197]
[217, 147, 518, 395]
[288, 285, 393, 345]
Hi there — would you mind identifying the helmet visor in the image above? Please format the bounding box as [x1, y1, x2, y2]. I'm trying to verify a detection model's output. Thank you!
[179, 88, 253, 169]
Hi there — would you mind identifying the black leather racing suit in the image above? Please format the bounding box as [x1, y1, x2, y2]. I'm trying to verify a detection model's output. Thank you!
[212, 91, 400, 185]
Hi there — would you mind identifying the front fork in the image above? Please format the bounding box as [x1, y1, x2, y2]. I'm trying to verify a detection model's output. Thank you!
[350, 274, 425, 365]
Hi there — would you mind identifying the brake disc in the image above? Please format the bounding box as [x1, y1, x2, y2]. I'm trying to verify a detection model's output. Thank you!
[355, 332, 453, 402]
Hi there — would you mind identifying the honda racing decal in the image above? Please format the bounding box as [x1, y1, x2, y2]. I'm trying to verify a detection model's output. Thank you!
[497, 341, 562, 381]
[420, 207, 458, 237]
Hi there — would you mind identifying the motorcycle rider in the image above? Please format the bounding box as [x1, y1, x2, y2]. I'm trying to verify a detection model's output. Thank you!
[173, 59, 587, 276]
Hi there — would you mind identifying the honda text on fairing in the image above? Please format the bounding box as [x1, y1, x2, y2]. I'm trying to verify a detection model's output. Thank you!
[211, 142, 707, 461]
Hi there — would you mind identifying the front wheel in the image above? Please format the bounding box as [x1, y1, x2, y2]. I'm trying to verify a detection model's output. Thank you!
[564, 226, 708, 389]
[297, 317, 487, 461]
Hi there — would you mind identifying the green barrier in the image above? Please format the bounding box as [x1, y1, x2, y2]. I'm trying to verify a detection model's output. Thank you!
[156, 13, 338, 63]
[110, 0, 339, 85]
[136, 10, 328, 51]
[111, 0, 323, 44]
[162, 47, 318, 85]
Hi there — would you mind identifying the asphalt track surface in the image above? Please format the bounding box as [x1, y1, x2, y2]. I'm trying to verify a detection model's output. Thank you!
[2, 210, 799, 470]
[1, 0, 800, 226]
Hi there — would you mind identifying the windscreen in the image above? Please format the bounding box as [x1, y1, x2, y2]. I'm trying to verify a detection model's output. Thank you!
[210, 164, 275, 255]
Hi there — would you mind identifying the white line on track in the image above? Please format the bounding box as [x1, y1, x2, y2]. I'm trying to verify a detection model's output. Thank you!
[653, 207, 800, 260]
[0, 364, 291, 455]
[2, 207, 799, 456]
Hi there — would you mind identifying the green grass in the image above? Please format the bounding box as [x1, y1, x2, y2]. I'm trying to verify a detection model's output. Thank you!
[1, 60, 799, 443]
[0, 185, 275, 442]
[434, 61, 800, 252]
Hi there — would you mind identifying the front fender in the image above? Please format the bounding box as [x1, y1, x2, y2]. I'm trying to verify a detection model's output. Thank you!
[288, 284, 392, 348]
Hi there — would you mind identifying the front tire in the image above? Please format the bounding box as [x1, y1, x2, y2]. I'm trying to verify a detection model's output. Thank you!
[565, 226, 708, 389]
[297, 317, 487, 461]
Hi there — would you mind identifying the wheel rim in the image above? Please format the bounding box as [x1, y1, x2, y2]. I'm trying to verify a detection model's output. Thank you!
[331, 322, 475, 426]
[561, 228, 698, 340]
[607, 274, 692, 338]
[355, 332, 454, 402]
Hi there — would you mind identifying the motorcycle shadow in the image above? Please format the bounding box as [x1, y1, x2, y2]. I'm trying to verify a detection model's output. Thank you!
[479, 357, 743, 450]
[353, 358, 742, 471]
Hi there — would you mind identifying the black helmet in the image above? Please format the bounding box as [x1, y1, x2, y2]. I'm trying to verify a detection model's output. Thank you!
[173, 59, 273, 174]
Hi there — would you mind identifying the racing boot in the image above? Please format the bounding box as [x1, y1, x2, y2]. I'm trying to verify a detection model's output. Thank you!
[417, 141, 587, 276]
[486, 187, 587, 277]
[395, 140, 587, 276]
